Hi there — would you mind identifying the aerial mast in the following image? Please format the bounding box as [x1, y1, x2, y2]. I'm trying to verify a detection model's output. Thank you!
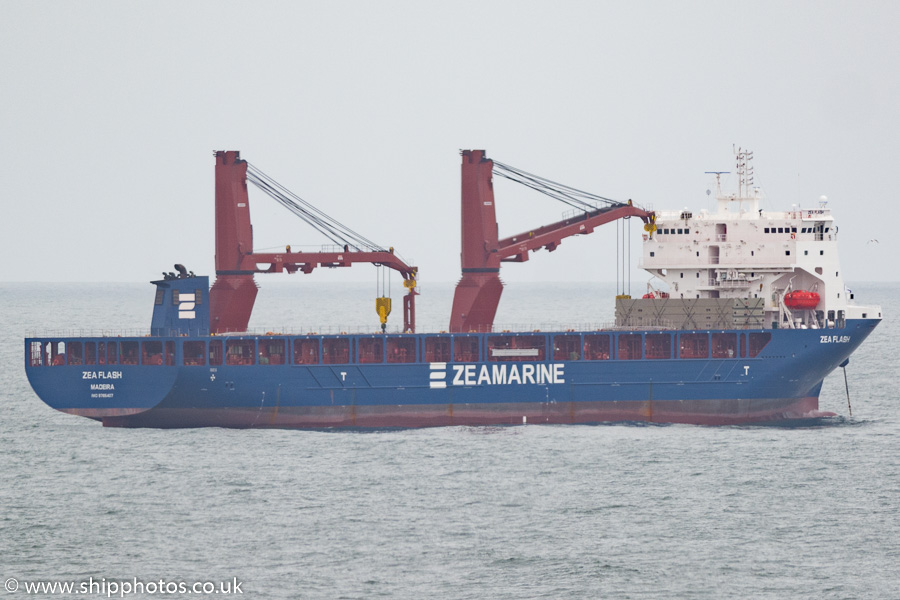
[735, 146, 755, 212]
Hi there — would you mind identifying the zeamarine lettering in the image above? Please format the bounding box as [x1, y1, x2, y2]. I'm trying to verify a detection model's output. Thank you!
[464, 365, 476, 386]
[448, 363, 565, 386]
[522, 364, 535, 384]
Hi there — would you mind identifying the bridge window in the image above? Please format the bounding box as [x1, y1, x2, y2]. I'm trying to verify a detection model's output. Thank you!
[711, 333, 737, 359]
[645, 333, 672, 359]
[387, 337, 416, 363]
[747, 332, 771, 357]
[679, 333, 708, 358]
[453, 336, 480, 362]
[424, 337, 451, 362]
[142, 341, 164, 365]
[225, 340, 255, 365]
[259, 339, 285, 365]
[584, 334, 611, 360]
[358, 338, 383, 364]
[183, 341, 206, 366]
[209, 340, 223, 366]
[293, 339, 319, 365]
[487, 335, 545, 362]
[323, 338, 350, 364]
[553, 335, 581, 360]
[618, 334, 642, 360]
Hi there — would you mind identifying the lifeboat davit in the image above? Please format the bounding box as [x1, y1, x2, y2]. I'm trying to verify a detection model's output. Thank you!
[784, 290, 820, 310]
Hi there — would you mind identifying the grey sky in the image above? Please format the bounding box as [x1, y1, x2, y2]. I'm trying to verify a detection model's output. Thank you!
[1, 1, 896, 287]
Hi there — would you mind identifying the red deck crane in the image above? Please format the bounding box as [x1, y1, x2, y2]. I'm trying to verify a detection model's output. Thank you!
[209, 151, 418, 334]
[449, 150, 655, 333]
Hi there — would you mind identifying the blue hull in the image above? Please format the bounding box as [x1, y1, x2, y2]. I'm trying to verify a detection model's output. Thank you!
[24, 319, 879, 428]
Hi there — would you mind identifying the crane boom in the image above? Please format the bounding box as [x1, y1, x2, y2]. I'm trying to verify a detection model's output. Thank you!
[209, 151, 418, 334]
[449, 150, 654, 333]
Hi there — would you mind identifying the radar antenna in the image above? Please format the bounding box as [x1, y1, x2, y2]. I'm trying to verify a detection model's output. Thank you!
[704, 171, 730, 198]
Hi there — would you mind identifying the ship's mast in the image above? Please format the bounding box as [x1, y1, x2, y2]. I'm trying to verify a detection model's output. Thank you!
[735, 146, 754, 199]
[705, 147, 759, 215]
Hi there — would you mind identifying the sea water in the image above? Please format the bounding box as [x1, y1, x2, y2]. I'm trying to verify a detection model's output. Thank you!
[1, 282, 897, 599]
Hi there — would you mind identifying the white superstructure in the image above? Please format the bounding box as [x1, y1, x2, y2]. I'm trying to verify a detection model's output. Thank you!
[639, 149, 881, 329]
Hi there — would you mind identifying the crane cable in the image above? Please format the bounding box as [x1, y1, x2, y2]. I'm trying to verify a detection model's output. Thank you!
[245, 162, 387, 253]
[494, 159, 637, 296]
[491, 160, 627, 213]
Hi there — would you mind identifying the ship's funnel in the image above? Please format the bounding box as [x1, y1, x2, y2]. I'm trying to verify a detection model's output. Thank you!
[150, 275, 211, 336]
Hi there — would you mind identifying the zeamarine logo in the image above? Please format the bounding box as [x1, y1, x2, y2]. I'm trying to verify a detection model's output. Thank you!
[178, 294, 196, 320]
[429, 363, 447, 389]
[428, 362, 565, 387]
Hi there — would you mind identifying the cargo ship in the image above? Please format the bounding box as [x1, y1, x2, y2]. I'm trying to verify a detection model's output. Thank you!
[24, 149, 882, 427]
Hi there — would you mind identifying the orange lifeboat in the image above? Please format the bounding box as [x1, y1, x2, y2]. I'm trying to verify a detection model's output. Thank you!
[784, 290, 820, 310]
